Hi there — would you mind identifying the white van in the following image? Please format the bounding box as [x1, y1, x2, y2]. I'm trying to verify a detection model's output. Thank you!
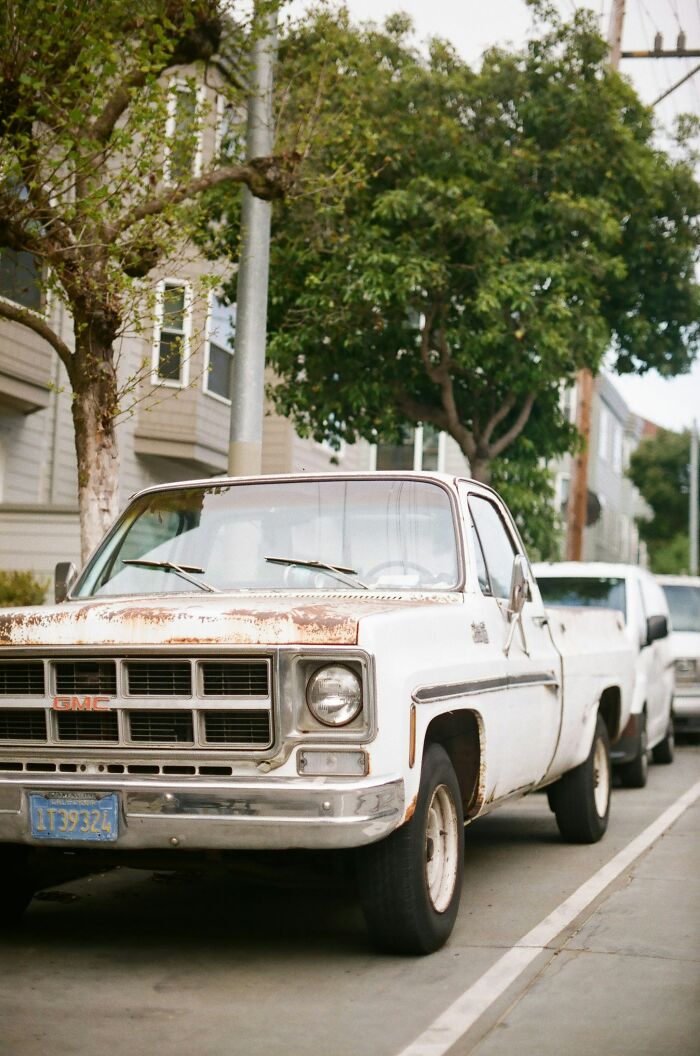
[657, 575, 700, 737]
[534, 562, 675, 786]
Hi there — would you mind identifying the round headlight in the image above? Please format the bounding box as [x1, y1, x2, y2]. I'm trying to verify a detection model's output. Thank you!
[306, 665, 362, 726]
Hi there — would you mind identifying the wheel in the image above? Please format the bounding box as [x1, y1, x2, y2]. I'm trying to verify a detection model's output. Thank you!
[356, 743, 464, 955]
[0, 845, 35, 925]
[548, 715, 611, 844]
[618, 711, 648, 788]
[652, 715, 675, 765]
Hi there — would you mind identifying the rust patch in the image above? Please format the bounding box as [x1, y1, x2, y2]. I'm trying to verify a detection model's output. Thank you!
[403, 795, 418, 824]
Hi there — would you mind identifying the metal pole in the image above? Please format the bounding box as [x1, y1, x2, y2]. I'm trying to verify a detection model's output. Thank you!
[228, 4, 277, 476]
[565, 0, 625, 561]
[691, 421, 699, 576]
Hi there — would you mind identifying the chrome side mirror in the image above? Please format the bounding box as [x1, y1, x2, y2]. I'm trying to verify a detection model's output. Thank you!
[508, 554, 531, 619]
[55, 562, 78, 603]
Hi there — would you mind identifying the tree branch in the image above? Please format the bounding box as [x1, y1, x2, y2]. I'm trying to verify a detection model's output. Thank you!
[110, 153, 298, 240]
[480, 392, 516, 447]
[0, 297, 74, 375]
[488, 392, 536, 457]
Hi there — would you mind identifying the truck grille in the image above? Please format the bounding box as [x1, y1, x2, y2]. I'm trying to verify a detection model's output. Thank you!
[0, 662, 44, 695]
[0, 654, 274, 754]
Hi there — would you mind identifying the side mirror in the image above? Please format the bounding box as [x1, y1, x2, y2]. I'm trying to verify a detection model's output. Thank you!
[55, 562, 78, 603]
[508, 554, 531, 620]
[646, 614, 668, 645]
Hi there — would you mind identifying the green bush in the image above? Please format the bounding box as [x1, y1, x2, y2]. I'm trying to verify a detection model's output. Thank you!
[0, 570, 49, 607]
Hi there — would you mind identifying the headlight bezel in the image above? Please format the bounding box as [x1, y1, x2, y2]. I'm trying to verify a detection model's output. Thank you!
[306, 663, 363, 727]
[279, 650, 375, 742]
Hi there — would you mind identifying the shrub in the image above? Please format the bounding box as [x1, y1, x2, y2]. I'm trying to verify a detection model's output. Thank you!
[0, 570, 49, 607]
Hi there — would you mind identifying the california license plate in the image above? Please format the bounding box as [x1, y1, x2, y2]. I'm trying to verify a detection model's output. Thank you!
[29, 792, 119, 842]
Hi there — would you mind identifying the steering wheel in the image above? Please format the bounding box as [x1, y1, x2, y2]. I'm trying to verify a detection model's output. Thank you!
[365, 560, 436, 585]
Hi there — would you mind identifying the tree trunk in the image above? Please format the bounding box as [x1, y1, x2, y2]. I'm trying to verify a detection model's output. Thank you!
[70, 340, 121, 566]
[469, 457, 492, 485]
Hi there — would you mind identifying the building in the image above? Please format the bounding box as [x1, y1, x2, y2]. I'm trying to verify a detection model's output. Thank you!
[553, 373, 650, 564]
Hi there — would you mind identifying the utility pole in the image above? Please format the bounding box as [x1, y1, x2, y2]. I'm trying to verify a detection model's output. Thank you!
[691, 421, 699, 576]
[566, 0, 625, 561]
[228, 4, 278, 476]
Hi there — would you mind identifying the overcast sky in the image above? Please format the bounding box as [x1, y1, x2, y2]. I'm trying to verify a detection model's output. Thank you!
[283, 1, 700, 430]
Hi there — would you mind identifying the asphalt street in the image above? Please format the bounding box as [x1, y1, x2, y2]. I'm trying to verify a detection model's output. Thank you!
[1, 745, 698, 1056]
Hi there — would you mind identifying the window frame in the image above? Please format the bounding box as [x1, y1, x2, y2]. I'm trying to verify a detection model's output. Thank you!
[0, 249, 48, 316]
[465, 492, 521, 601]
[203, 289, 236, 404]
[164, 80, 205, 185]
[151, 279, 192, 388]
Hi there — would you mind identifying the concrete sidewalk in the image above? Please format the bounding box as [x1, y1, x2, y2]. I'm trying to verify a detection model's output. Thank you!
[470, 798, 700, 1056]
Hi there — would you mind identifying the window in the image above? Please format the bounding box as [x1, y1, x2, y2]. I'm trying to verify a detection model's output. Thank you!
[153, 282, 190, 385]
[555, 473, 570, 515]
[205, 293, 236, 401]
[598, 405, 609, 461]
[468, 495, 517, 599]
[612, 423, 623, 474]
[537, 576, 626, 617]
[165, 83, 202, 184]
[215, 94, 246, 162]
[0, 249, 42, 311]
[375, 423, 445, 471]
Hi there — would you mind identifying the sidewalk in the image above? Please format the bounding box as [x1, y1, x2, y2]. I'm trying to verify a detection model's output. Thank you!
[470, 798, 700, 1056]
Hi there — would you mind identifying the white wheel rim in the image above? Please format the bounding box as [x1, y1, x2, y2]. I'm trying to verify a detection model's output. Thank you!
[592, 736, 610, 817]
[424, 784, 460, 913]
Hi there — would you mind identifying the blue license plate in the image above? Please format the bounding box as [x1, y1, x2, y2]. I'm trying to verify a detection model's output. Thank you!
[29, 792, 119, 842]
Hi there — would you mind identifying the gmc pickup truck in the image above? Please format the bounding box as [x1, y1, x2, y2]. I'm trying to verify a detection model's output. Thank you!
[0, 473, 635, 953]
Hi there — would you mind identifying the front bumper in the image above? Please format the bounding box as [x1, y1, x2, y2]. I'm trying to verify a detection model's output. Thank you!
[673, 692, 700, 734]
[0, 773, 404, 852]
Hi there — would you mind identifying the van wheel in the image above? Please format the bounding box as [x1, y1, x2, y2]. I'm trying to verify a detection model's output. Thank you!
[618, 712, 648, 788]
[548, 715, 611, 844]
[356, 743, 464, 955]
[652, 715, 674, 765]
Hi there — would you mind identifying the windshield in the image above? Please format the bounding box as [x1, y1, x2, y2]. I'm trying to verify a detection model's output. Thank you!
[661, 585, 700, 633]
[76, 478, 460, 597]
[537, 576, 627, 617]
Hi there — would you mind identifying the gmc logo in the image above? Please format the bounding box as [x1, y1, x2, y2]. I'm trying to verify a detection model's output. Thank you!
[52, 696, 111, 712]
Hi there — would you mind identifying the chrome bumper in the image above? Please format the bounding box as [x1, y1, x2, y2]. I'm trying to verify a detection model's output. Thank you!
[674, 692, 700, 733]
[0, 773, 404, 851]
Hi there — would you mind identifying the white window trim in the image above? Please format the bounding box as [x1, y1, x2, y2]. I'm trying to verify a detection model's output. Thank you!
[164, 80, 205, 185]
[151, 279, 192, 388]
[598, 405, 609, 462]
[203, 289, 235, 405]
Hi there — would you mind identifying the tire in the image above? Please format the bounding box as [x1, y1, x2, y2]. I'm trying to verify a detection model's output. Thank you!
[548, 715, 611, 844]
[652, 715, 675, 765]
[0, 845, 35, 926]
[356, 743, 464, 955]
[618, 711, 648, 788]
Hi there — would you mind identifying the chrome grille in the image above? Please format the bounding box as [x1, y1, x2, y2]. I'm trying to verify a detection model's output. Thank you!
[127, 661, 191, 696]
[56, 712, 119, 742]
[201, 661, 268, 696]
[0, 661, 44, 695]
[129, 711, 194, 744]
[0, 709, 47, 740]
[55, 661, 117, 695]
[204, 710, 271, 746]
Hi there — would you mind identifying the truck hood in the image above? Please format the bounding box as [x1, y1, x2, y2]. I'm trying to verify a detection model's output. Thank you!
[0, 592, 461, 648]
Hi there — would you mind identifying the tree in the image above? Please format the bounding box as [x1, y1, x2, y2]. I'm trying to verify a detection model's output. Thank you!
[628, 428, 696, 574]
[0, 0, 294, 562]
[211, 5, 699, 489]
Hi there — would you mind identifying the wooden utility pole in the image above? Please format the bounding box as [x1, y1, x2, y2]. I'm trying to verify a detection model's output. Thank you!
[566, 0, 625, 561]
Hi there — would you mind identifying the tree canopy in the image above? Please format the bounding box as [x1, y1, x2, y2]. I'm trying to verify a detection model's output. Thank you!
[0, 0, 292, 560]
[210, 5, 700, 490]
[628, 428, 697, 574]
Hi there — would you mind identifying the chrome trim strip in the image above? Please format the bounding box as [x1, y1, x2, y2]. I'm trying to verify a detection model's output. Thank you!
[413, 671, 559, 704]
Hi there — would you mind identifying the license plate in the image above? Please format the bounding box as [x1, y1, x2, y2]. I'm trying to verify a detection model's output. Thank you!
[29, 792, 119, 842]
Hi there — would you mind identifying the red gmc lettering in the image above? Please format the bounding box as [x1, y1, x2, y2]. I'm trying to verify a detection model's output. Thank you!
[51, 696, 111, 711]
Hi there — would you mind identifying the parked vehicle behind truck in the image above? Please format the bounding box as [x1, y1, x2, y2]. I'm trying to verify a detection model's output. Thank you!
[0, 474, 635, 953]
[657, 575, 700, 738]
[534, 561, 675, 787]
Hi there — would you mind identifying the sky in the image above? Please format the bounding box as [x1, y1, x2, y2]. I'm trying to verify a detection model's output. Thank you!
[284, 0, 700, 430]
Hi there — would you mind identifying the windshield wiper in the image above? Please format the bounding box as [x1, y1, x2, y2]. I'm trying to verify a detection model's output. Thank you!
[266, 556, 368, 590]
[122, 559, 219, 593]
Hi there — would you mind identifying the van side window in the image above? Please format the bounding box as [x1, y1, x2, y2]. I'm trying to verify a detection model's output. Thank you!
[468, 496, 517, 600]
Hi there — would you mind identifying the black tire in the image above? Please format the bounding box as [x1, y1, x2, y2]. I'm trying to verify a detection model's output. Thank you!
[618, 711, 648, 788]
[548, 715, 611, 844]
[356, 743, 464, 955]
[0, 845, 35, 925]
[652, 715, 675, 765]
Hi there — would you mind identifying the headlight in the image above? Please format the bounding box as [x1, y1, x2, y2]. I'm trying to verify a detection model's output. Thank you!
[675, 658, 698, 683]
[306, 664, 362, 726]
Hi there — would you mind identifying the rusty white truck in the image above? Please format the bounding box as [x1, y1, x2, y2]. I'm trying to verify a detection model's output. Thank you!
[0, 473, 635, 953]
